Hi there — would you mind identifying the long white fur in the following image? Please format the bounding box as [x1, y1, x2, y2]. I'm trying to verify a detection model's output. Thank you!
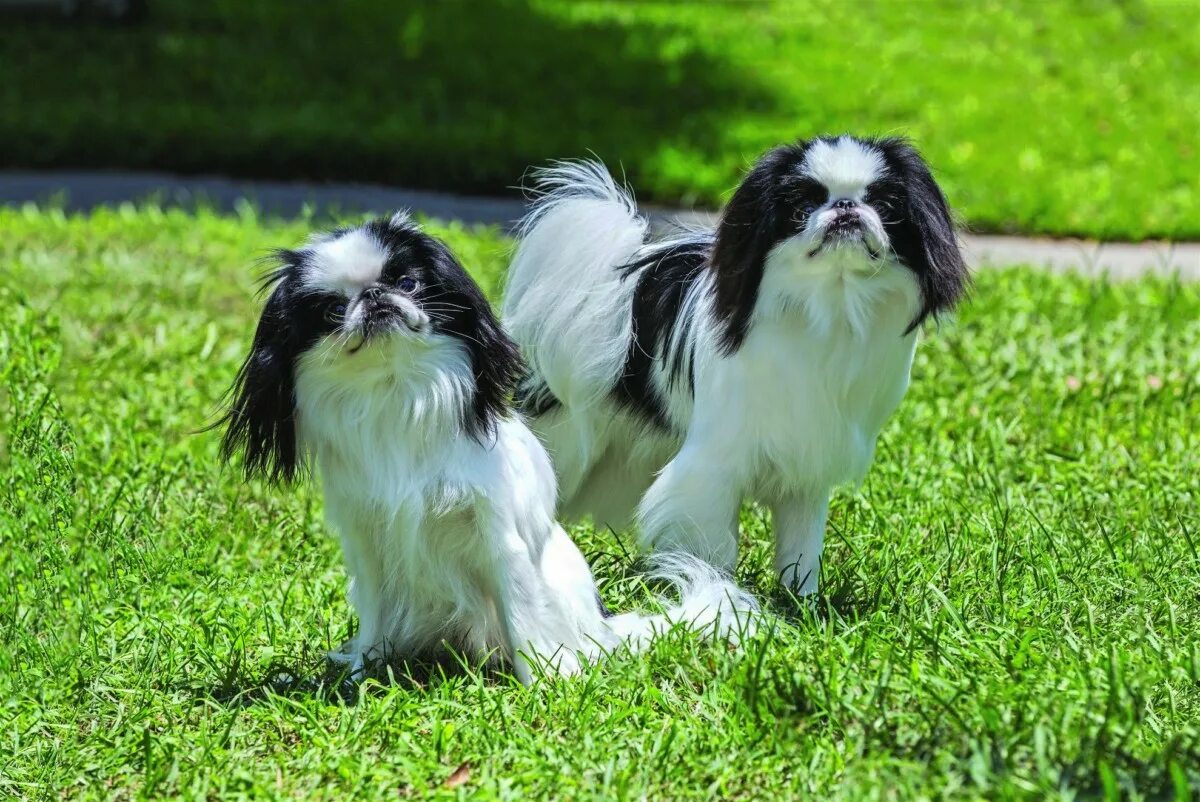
[294, 228, 756, 684]
[504, 141, 922, 594]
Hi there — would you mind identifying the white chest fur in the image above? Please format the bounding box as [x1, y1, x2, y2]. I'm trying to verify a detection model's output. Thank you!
[293, 341, 506, 654]
[691, 249, 920, 492]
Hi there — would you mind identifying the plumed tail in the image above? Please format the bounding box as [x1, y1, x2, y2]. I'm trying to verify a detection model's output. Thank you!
[503, 160, 647, 412]
[515, 159, 641, 239]
[602, 553, 760, 652]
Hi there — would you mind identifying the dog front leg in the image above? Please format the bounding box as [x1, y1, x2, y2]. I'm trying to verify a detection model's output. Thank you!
[326, 526, 387, 677]
[636, 439, 744, 571]
[770, 489, 830, 597]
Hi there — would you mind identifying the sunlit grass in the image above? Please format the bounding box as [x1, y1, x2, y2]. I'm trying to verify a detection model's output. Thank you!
[1, 207, 1197, 799]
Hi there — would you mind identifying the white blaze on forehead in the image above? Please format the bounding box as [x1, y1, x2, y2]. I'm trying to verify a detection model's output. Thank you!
[801, 137, 886, 199]
[301, 228, 388, 296]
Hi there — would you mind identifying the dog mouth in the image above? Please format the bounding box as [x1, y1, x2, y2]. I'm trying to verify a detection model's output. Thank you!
[807, 216, 882, 260]
[346, 306, 428, 354]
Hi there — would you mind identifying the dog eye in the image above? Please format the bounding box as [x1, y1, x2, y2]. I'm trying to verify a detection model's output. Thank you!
[865, 182, 900, 213]
[397, 277, 417, 293]
[326, 302, 347, 322]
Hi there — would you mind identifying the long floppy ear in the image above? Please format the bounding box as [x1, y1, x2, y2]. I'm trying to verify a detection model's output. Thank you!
[419, 239, 524, 440]
[463, 297, 524, 441]
[218, 277, 302, 483]
[710, 145, 801, 353]
[879, 138, 970, 333]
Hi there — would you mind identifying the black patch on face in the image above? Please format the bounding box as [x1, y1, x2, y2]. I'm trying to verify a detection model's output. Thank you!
[862, 175, 904, 224]
[780, 174, 830, 225]
[709, 135, 969, 351]
[610, 233, 713, 432]
[217, 216, 523, 483]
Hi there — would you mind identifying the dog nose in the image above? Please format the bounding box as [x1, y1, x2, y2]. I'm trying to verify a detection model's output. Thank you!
[832, 198, 856, 211]
[361, 286, 383, 302]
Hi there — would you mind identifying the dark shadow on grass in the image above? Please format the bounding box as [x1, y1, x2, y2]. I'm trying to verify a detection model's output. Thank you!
[0, 0, 777, 201]
[747, 556, 889, 625]
[201, 647, 511, 708]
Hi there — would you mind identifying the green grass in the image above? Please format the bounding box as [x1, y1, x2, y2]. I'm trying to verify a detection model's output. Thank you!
[3, 0, 1199, 240]
[2, 206, 1198, 800]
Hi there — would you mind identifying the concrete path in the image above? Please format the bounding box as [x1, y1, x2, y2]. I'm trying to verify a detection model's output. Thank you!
[3, 170, 1197, 279]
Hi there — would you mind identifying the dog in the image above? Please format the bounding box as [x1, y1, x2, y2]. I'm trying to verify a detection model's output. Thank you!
[218, 213, 756, 683]
[504, 136, 968, 594]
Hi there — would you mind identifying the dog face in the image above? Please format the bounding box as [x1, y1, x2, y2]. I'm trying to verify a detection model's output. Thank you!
[219, 213, 521, 482]
[710, 135, 969, 350]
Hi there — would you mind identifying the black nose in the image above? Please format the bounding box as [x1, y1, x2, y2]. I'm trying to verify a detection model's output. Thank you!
[832, 198, 856, 211]
[361, 286, 384, 302]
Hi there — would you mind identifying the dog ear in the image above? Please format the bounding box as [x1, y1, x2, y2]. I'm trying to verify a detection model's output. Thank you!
[420, 241, 525, 440]
[219, 274, 302, 483]
[710, 146, 801, 352]
[877, 138, 970, 332]
[463, 296, 524, 440]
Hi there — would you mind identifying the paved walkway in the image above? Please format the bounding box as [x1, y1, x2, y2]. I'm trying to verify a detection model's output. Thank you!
[3, 170, 1196, 279]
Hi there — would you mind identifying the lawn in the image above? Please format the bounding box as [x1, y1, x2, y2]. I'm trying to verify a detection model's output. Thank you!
[2, 0, 1199, 240]
[1, 206, 1198, 799]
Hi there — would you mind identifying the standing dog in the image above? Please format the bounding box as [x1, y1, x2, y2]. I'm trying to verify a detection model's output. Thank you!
[219, 214, 755, 683]
[504, 136, 968, 594]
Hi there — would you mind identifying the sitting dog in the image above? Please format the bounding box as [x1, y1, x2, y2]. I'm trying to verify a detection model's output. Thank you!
[218, 213, 756, 682]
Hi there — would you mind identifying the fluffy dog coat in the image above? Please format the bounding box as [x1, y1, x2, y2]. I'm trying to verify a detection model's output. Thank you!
[504, 136, 968, 594]
[219, 215, 756, 683]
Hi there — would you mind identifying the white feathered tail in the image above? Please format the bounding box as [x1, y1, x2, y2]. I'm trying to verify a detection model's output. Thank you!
[597, 552, 758, 654]
[504, 161, 647, 411]
[504, 161, 655, 508]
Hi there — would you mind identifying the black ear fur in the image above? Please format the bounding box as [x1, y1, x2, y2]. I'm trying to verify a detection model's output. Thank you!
[462, 298, 524, 442]
[709, 144, 808, 353]
[218, 276, 302, 484]
[412, 234, 524, 440]
[875, 138, 970, 332]
[710, 145, 816, 352]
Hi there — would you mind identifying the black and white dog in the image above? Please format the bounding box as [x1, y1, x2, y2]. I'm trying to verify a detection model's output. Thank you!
[218, 214, 755, 683]
[504, 136, 969, 595]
